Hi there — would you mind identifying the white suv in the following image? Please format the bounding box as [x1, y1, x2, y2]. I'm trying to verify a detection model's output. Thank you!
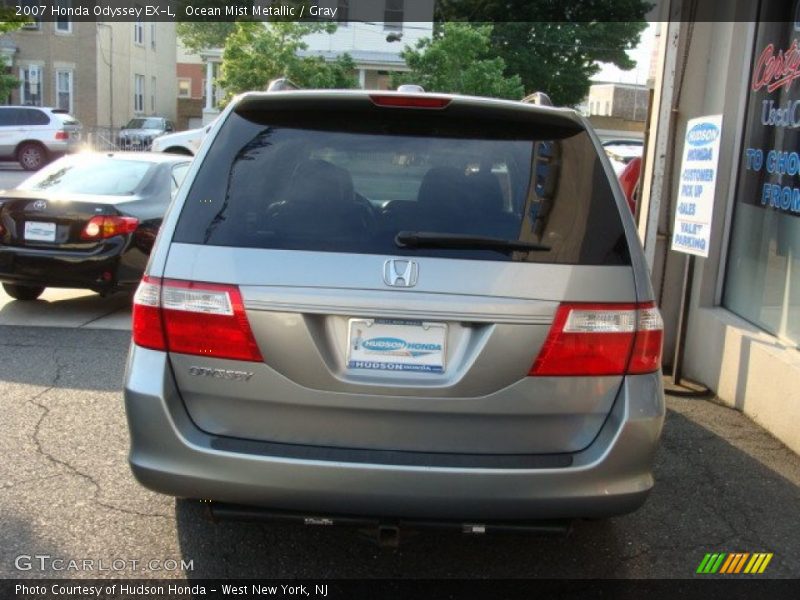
[0, 106, 82, 170]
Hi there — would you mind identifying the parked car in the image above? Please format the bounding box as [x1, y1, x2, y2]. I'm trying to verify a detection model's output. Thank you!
[619, 156, 642, 215]
[117, 117, 175, 151]
[602, 139, 644, 176]
[0, 106, 82, 170]
[0, 152, 190, 300]
[125, 90, 664, 528]
[151, 120, 214, 156]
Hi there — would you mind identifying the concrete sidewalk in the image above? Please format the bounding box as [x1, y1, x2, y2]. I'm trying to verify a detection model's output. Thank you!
[0, 288, 131, 330]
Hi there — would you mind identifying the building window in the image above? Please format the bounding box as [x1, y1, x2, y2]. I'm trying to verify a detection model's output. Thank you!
[134, 8, 144, 45]
[21, 16, 40, 30]
[55, 70, 73, 113]
[55, 0, 72, 33]
[150, 22, 156, 48]
[151, 76, 156, 112]
[54, 17, 71, 34]
[337, 0, 349, 24]
[134, 74, 144, 113]
[19, 0, 41, 29]
[384, 0, 403, 31]
[19, 65, 43, 106]
[605, 101, 611, 116]
[177, 78, 192, 98]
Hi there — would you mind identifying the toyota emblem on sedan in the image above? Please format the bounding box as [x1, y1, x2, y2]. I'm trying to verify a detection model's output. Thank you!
[32, 200, 47, 211]
[383, 259, 418, 287]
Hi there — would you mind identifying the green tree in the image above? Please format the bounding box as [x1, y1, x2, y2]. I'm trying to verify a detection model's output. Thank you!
[0, 8, 33, 102]
[176, 1, 330, 53]
[216, 21, 357, 105]
[176, 22, 236, 54]
[392, 23, 524, 100]
[436, 1, 651, 106]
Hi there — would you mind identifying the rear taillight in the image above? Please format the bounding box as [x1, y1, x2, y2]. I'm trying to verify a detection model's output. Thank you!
[529, 302, 663, 376]
[132, 276, 165, 351]
[80, 215, 139, 240]
[132, 276, 263, 362]
[54, 130, 69, 140]
[369, 94, 451, 109]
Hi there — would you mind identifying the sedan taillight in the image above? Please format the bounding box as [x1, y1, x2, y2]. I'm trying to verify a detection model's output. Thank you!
[54, 130, 69, 140]
[132, 276, 263, 362]
[80, 215, 139, 240]
[529, 302, 663, 376]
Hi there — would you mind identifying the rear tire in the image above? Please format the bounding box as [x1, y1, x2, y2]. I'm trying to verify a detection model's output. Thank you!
[3, 283, 45, 301]
[18, 142, 48, 171]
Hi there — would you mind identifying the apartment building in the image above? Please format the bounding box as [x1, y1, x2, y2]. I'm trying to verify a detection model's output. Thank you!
[0, 18, 177, 131]
[586, 82, 650, 121]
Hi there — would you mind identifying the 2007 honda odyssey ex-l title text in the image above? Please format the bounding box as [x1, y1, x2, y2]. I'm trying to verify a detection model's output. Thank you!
[124, 89, 665, 529]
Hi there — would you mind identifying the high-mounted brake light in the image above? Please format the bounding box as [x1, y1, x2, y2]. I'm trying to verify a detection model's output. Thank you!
[80, 215, 139, 240]
[529, 302, 663, 377]
[132, 276, 263, 362]
[369, 94, 451, 109]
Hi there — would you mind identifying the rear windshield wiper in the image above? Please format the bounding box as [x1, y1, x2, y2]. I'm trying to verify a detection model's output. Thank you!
[395, 231, 551, 253]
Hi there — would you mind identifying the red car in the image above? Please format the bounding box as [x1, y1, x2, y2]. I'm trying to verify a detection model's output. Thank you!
[618, 156, 641, 215]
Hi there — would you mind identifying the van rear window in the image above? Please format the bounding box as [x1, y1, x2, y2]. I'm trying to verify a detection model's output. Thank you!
[173, 109, 630, 265]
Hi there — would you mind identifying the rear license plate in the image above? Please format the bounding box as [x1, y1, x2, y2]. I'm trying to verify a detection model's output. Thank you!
[24, 221, 56, 242]
[347, 319, 447, 374]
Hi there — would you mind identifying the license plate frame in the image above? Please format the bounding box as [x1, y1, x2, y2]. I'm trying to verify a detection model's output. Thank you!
[347, 318, 447, 374]
[24, 221, 56, 243]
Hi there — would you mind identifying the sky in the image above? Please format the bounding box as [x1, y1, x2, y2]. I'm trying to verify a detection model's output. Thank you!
[591, 21, 659, 85]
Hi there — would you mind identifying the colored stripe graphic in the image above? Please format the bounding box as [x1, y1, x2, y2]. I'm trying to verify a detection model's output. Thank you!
[719, 554, 736, 574]
[760, 554, 774, 573]
[699, 552, 773, 574]
[697, 553, 727, 573]
[697, 553, 713, 573]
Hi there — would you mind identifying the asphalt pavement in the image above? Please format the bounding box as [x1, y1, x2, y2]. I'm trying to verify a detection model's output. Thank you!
[0, 318, 798, 579]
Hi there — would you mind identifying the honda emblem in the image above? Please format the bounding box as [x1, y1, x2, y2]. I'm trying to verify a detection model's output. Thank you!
[383, 259, 418, 288]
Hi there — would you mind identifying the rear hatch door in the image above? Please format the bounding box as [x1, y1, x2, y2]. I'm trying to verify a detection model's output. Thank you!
[160, 94, 639, 456]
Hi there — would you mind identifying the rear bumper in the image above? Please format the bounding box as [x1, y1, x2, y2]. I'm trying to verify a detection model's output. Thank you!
[0, 242, 128, 291]
[49, 140, 80, 155]
[124, 346, 665, 520]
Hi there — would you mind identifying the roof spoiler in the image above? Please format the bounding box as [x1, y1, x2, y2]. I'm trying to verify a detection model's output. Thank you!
[521, 91, 553, 106]
[266, 77, 301, 92]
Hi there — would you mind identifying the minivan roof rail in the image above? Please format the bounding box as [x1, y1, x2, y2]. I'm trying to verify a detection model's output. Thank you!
[521, 91, 553, 106]
[266, 77, 301, 92]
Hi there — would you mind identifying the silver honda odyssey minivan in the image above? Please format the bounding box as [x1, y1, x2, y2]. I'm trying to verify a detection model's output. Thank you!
[124, 90, 664, 526]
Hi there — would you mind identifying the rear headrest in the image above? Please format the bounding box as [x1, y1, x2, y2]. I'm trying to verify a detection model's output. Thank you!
[465, 170, 504, 214]
[286, 159, 354, 205]
[417, 166, 467, 207]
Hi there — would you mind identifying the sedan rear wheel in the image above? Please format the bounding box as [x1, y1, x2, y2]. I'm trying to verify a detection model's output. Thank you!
[2, 283, 45, 301]
[18, 142, 47, 171]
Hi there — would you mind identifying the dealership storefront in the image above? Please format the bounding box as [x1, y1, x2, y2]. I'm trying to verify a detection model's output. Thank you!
[644, 1, 800, 453]
[725, 9, 800, 348]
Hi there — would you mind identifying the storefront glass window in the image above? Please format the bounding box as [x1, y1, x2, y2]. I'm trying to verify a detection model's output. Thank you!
[724, 6, 800, 348]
